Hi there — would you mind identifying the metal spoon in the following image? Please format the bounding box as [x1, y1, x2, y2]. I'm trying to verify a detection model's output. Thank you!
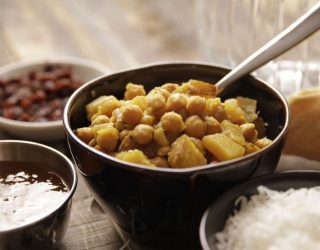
[215, 1, 320, 94]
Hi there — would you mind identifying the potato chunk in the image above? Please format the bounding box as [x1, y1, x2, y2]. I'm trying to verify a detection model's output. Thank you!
[76, 127, 94, 144]
[86, 96, 111, 120]
[221, 120, 246, 146]
[96, 126, 119, 152]
[255, 137, 272, 149]
[115, 149, 154, 166]
[168, 135, 207, 168]
[237, 97, 258, 123]
[202, 133, 245, 161]
[224, 98, 247, 125]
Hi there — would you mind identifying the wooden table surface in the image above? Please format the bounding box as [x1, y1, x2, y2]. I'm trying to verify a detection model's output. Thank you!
[0, 1, 197, 249]
[1, 1, 320, 250]
[0, 0, 197, 69]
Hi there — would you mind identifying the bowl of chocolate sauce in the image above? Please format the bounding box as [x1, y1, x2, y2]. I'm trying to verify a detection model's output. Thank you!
[0, 140, 77, 250]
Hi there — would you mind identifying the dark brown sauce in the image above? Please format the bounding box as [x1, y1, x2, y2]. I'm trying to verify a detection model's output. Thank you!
[0, 161, 69, 231]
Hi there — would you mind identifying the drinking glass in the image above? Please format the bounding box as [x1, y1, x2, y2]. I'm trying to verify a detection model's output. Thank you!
[196, 0, 320, 96]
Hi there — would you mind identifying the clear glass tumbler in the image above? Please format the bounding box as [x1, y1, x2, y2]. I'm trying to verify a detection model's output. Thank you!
[196, 0, 320, 96]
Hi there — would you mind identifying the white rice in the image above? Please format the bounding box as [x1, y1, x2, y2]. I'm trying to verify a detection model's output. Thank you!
[215, 185, 320, 250]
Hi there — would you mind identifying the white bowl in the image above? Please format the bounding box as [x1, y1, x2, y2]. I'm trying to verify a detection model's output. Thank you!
[0, 56, 109, 142]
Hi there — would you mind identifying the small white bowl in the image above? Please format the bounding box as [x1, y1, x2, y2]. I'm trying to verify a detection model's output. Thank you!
[0, 56, 109, 142]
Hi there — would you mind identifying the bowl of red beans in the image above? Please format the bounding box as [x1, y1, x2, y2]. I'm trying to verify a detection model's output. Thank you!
[0, 56, 109, 142]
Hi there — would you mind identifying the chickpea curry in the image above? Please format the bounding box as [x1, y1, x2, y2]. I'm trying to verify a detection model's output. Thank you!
[76, 80, 272, 168]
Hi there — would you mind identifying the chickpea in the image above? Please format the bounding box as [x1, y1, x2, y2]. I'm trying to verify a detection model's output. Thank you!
[186, 96, 206, 116]
[150, 87, 170, 100]
[160, 111, 184, 134]
[140, 113, 155, 126]
[96, 126, 119, 152]
[76, 127, 94, 144]
[91, 123, 113, 138]
[176, 82, 189, 94]
[154, 127, 170, 146]
[122, 104, 143, 125]
[91, 115, 110, 126]
[212, 104, 227, 122]
[147, 93, 166, 111]
[185, 115, 206, 138]
[159, 88, 171, 100]
[100, 97, 121, 117]
[130, 95, 148, 110]
[166, 93, 187, 112]
[86, 95, 110, 120]
[205, 116, 222, 135]
[131, 124, 154, 145]
[205, 97, 221, 116]
[161, 83, 179, 93]
[124, 83, 146, 100]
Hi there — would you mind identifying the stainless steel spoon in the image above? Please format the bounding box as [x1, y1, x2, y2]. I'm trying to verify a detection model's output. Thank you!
[215, 1, 320, 94]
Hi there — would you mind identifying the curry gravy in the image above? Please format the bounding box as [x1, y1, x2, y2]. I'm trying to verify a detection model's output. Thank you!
[0, 161, 69, 231]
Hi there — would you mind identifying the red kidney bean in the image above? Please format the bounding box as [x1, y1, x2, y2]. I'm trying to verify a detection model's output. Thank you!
[0, 64, 83, 122]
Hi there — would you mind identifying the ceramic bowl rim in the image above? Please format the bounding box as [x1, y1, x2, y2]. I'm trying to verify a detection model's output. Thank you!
[0, 56, 109, 129]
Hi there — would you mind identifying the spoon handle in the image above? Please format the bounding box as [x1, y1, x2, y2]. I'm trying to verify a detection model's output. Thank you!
[215, 1, 320, 93]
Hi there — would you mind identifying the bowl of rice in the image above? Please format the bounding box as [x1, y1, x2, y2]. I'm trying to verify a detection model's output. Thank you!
[199, 171, 320, 250]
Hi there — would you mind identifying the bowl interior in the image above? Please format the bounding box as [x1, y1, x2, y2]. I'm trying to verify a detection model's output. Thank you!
[200, 171, 320, 250]
[0, 140, 76, 189]
[66, 62, 288, 173]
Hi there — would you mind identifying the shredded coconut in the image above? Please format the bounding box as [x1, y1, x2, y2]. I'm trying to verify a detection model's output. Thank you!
[215, 186, 320, 250]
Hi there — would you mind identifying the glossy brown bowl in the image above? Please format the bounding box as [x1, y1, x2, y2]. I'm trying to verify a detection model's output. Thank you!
[0, 140, 77, 250]
[63, 62, 289, 249]
[199, 171, 320, 250]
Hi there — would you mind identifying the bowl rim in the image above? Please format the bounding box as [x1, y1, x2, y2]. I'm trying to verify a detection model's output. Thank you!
[0, 55, 110, 128]
[0, 139, 78, 233]
[199, 170, 320, 250]
[63, 61, 290, 175]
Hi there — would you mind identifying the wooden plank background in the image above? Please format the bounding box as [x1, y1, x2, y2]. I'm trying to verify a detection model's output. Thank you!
[0, 0, 198, 69]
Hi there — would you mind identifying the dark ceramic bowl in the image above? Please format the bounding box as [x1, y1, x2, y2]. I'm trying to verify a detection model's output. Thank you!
[0, 140, 77, 250]
[63, 62, 289, 249]
[199, 171, 320, 250]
